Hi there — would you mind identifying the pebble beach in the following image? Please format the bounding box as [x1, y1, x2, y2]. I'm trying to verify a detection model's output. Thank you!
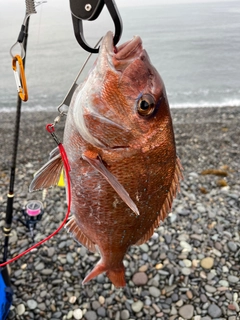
[0, 106, 239, 320]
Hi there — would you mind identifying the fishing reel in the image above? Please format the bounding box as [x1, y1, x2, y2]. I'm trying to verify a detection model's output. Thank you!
[18, 200, 44, 240]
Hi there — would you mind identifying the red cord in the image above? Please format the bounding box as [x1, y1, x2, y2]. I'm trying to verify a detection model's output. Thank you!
[0, 140, 71, 268]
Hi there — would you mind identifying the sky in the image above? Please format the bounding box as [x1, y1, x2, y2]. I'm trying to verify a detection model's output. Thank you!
[1, 0, 239, 8]
[118, 0, 238, 6]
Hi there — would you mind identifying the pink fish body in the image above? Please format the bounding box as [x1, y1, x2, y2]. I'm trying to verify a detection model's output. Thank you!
[30, 32, 182, 287]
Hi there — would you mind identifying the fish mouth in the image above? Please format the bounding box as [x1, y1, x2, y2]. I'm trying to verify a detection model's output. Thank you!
[101, 31, 143, 68]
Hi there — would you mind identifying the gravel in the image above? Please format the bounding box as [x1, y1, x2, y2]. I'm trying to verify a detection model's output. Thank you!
[0, 107, 239, 320]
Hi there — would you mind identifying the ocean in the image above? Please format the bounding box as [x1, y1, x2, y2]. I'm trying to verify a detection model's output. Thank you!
[0, 0, 240, 112]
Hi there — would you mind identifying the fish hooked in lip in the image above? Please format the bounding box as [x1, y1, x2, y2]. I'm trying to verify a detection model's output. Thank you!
[30, 31, 182, 288]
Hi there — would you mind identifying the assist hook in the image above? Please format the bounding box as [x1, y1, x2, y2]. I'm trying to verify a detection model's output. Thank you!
[69, 0, 122, 53]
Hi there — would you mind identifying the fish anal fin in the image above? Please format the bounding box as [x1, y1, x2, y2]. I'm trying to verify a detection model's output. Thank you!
[83, 260, 126, 288]
[82, 261, 106, 285]
[82, 152, 139, 216]
[136, 157, 183, 245]
[65, 217, 96, 253]
[29, 151, 63, 192]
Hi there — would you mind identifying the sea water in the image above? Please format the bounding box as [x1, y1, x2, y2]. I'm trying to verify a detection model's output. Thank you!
[0, 1, 239, 112]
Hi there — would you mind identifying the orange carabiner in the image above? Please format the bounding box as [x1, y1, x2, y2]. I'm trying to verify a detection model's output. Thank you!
[12, 55, 28, 101]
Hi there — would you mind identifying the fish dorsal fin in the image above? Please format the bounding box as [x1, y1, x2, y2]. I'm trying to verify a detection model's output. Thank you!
[65, 216, 96, 253]
[82, 152, 140, 216]
[29, 149, 63, 192]
[136, 157, 183, 245]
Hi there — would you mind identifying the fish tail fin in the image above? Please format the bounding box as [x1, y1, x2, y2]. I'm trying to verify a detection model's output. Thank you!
[106, 264, 126, 288]
[82, 261, 126, 288]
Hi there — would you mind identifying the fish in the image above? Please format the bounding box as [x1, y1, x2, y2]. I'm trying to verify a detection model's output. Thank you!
[30, 31, 182, 288]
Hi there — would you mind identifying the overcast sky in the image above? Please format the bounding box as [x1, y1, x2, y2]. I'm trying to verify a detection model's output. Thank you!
[118, 0, 237, 6]
[2, 0, 238, 8]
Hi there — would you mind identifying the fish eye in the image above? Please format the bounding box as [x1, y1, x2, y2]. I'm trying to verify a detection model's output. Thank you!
[137, 94, 156, 117]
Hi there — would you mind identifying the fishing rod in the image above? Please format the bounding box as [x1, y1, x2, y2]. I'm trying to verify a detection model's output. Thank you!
[0, 5, 32, 319]
[3, 0, 41, 264]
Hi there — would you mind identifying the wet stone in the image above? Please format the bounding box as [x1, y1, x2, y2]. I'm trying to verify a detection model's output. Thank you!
[66, 252, 74, 264]
[35, 262, 45, 271]
[170, 213, 177, 223]
[197, 205, 206, 213]
[97, 307, 106, 317]
[228, 275, 239, 283]
[139, 243, 149, 252]
[212, 248, 222, 257]
[97, 274, 105, 284]
[92, 301, 100, 310]
[84, 310, 97, 320]
[27, 299, 37, 310]
[40, 268, 53, 275]
[219, 280, 229, 287]
[228, 241, 238, 252]
[179, 305, 194, 319]
[181, 267, 191, 275]
[52, 311, 62, 318]
[180, 241, 192, 252]
[132, 272, 148, 286]
[149, 286, 160, 297]
[131, 300, 143, 313]
[164, 234, 172, 244]
[171, 293, 179, 302]
[73, 309, 83, 320]
[69, 296, 77, 304]
[14, 269, 22, 277]
[201, 257, 214, 269]
[120, 309, 130, 320]
[205, 285, 217, 293]
[16, 304, 25, 315]
[208, 303, 222, 318]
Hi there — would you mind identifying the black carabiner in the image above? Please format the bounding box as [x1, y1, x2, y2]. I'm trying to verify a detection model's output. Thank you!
[69, 0, 122, 53]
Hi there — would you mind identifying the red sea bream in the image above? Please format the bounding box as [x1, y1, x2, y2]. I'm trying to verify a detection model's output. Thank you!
[30, 31, 182, 287]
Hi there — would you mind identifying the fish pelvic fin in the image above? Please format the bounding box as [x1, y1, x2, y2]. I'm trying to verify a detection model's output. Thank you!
[29, 148, 63, 192]
[136, 157, 183, 245]
[82, 152, 139, 216]
[82, 260, 126, 288]
[65, 216, 96, 253]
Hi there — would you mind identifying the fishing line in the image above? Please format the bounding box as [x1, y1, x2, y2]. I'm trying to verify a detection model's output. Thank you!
[0, 127, 71, 268]
[0, 37, 103, 268]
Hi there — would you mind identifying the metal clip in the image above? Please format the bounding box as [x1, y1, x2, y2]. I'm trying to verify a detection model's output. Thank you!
[70, 0, 122, 53]
[57, 37, 102, 115]
[9, 1, 47, 59]
[12, 55, 28, 102]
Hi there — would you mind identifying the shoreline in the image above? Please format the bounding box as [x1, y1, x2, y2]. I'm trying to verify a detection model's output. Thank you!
[1, 104, 240, 114]
[0, 105, 240, 320]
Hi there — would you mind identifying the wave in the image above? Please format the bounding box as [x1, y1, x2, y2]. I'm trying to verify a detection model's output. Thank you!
[170, 99, 240, 109]
[1, 99, 240, 113]
[0, 105, 57, 113]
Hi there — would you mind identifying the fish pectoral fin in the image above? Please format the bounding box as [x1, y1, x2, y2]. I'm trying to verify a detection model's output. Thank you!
[65, 216, 96, 253]
[82, 152, 139, 216]
[29, 150, 63, 192]
[136, 157, 183, 245]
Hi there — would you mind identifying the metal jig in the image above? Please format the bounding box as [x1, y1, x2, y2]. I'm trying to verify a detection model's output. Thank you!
[69, 0, 122, 53]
